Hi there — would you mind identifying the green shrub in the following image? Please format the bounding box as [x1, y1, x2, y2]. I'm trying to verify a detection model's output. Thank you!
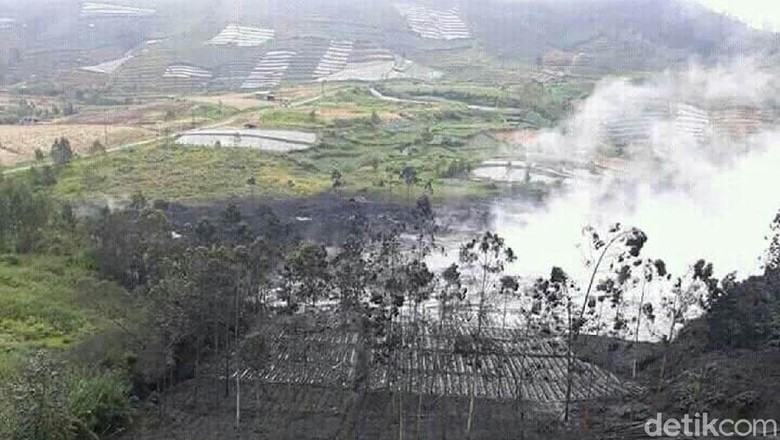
[5, 353, 131, 440]
[67, 371, 130, 436]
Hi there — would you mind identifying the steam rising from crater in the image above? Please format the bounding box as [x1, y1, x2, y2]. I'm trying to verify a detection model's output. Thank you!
[494, 59, 780, 282]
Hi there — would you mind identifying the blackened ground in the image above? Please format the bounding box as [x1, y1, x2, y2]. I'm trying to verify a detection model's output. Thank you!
[156, 193, 508, 246]
[124, 377, 628, 440]
[575, 320, 780, 425]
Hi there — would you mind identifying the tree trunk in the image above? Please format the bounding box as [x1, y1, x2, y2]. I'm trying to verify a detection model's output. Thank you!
[466, 388, 475, 439]
[502, 295, 508, 330]
[657, 350, 668, 392]
[236, 373, 241, 428]
[224, 329, 230, 398]
[415, 393, 422, 440]
[563, 302, 573, 424]
[352, 315, 369, 440]
[399, 391, 404, 440]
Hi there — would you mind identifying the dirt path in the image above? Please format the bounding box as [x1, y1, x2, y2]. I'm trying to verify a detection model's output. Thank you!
[368, 87, 526, 115]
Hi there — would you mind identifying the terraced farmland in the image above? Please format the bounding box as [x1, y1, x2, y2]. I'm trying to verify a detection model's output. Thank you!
[349, 42, 395, 64]
[80, 50, 135, 75]
[394, 3, 471, 40]
[210, 48, 265, 90]
[80, 2, 156, 18]
[208, 23, 276, 47]
[112, 44, 172, 90]
[312, 40, 354, 79]
[283, 39, 331, 82]
[241, 50, 297, 90]
[321, 58, 441, 82]
[0, 17, 17, 31]
[162, 64, 213, 80]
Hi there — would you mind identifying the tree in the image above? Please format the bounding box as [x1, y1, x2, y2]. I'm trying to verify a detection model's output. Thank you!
[400, 166, 418, 203]
[331, 228, 369, 312]
[459, 231, 516, 337]
[498, 275, 520, 330]
[578, 224, 647, 328]
[763, 209, 780, 273]
[51, 137, 73, 166]
[246, 176, 257, 200]
[653, 259, 719, 390]
[439, 263, 466, 330]
[0, 178, 53, 252]
[219, 202, 253, 244]
[529, 266, 579, 424]
[458, 231, 515, 438]
[707, 271, 773, 351]
[331, 168, 343, 193]
[283, 242, 330, 308]
[9, 351, 73, 440]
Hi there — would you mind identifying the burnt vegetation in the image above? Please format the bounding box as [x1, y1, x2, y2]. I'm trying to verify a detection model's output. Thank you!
[0, 176, 779, 439]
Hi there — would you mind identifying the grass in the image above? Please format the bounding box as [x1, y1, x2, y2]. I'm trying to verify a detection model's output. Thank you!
[374, 80, 593, 126]
[43, 84, 575, 203]
[52, 142, 332, 202]
[0, 254, 116, 378]
[0, 253, 137, 438]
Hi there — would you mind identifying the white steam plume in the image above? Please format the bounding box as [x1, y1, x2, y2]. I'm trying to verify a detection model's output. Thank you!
[494, 58, 780, 283]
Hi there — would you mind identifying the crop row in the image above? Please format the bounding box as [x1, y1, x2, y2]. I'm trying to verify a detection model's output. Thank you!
[233, 323, 638, 404]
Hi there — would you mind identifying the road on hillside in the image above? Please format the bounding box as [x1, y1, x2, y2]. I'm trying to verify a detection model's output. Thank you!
[368, 87, 526, 115]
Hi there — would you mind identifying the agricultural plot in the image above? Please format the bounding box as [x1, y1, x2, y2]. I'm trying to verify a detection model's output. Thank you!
[320, 59, 441, 82]
[210, 52, 265, 90]
[208, 24, 276, 47]
[348, 42, 395, 64]
[162, 64, 213, 80]
[471, 163, 565, 185]
[394, 4, 471, 40]
[0, 17, 17, 31]
[112, 45, 172, 90]
[80, 51, 135, 75]
[235, 323, 638, 407]
[184, 93, 268, 111]
[176, 128, 317, 152]
[0, 124, 152, 164]
[529, 69, 571, 84]
[80, 2, 156, 18]
[241, 51, 297, 90]
[599, 99, 717, 150]
[312, 40, 354, 79]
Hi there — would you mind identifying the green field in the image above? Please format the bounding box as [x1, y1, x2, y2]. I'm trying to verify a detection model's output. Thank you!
[46, 86, 547, 203]
[0, 254, 119, 377]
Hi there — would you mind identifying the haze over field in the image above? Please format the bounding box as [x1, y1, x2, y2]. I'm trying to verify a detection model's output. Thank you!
[491, 60, 780, 282]
[1, 1, 780, 438]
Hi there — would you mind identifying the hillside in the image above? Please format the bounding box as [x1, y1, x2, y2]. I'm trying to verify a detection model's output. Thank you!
[0, 0, 775, 90]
